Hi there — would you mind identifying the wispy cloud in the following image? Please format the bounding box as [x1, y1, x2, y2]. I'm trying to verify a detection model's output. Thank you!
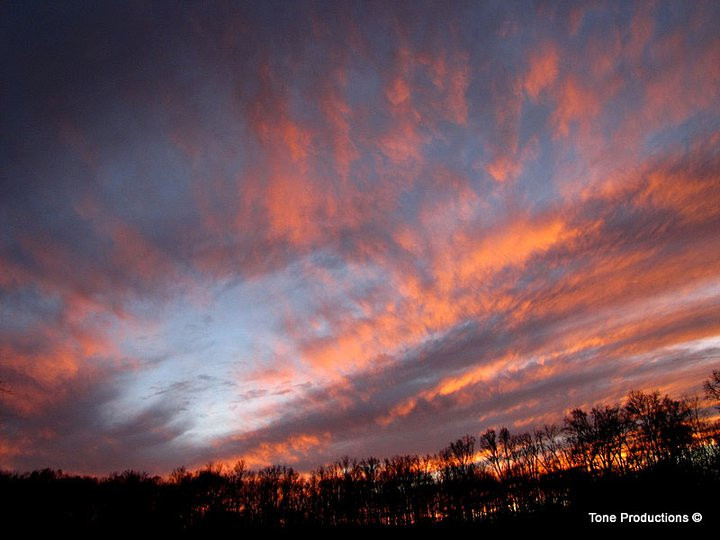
[1, 0, 719, 474]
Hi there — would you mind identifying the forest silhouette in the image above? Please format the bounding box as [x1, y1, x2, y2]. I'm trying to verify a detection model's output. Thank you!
[2, 371, 718, 532]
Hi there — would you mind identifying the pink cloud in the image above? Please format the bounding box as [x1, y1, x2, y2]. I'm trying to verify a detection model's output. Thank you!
[524, 42, 559, 101]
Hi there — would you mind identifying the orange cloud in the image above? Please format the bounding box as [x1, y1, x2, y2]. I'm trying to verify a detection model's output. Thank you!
[442, 52, 470, 125]
[290, 209, 578, 381]
[378, 117, 424, 165]
[417, 47, 470, 125]
[4, 0, 720, 475]
[551, 75, 601, 137]
[524, 43, 559, 101]
[281, 121, 312, 163]
[319, 69, 360, 181]
[281, 134, 720, 438]
[442, 215, 575, 286]
[263, 171, 319, 245]
[377, 398, 417, 427]
[228, 433, 330, 469]
[486, 154, 521, 183]
[386, 76, 411, 106]
[643, 33, 720, 126]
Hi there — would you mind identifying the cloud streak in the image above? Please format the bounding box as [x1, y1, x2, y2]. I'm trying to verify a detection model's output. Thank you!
[1, 0, 719, 474]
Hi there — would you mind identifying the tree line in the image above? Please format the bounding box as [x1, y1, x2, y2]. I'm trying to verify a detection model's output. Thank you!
[2, 371, 719, 531]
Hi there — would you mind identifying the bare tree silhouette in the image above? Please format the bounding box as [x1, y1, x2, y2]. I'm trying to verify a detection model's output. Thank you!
[704, 370, 720, 410]
[1, 372, 718, 532]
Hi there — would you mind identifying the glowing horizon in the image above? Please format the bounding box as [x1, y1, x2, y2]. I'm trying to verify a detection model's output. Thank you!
[1, 0, 719, 475]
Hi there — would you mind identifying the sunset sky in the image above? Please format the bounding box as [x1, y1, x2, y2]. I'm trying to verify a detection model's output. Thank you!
[1, 0, 719, 475]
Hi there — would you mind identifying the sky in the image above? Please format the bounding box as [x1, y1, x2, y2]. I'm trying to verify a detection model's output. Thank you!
[1, 0, 719, 475]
